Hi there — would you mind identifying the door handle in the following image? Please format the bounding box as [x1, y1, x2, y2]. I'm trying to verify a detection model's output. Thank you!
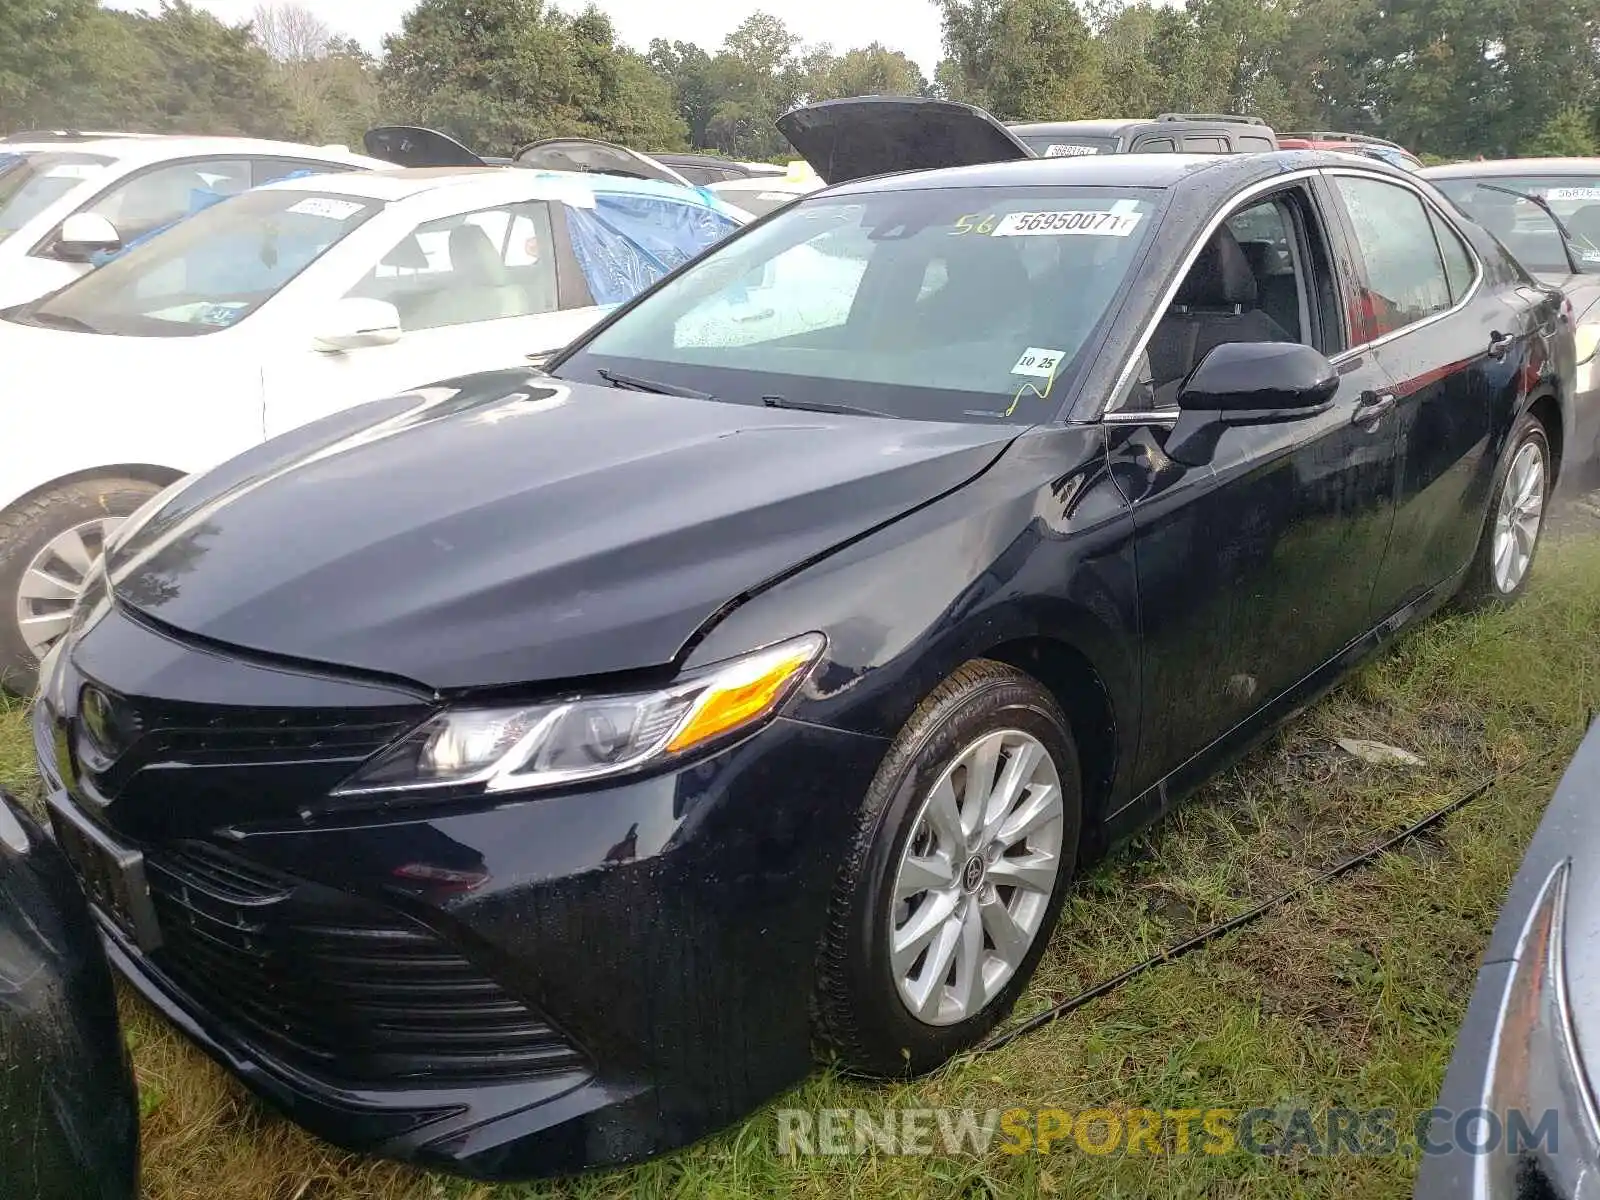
[1487, 331, 1516, 360]
[1351, 392, 1396, 428]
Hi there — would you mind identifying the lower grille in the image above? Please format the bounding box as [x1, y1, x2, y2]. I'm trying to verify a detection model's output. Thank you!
[144, 842, 586, 1086]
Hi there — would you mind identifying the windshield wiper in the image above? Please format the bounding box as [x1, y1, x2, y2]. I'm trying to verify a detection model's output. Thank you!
[762, 394, 893, 419]
[595, 368, 712, 399]
[1475, 183, 1585, 274]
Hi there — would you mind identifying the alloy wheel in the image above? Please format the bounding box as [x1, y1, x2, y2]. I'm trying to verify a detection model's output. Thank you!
[14, 517, 121, 661]
[888, 729, 1065, 1026]
[1492, 440, 1545, 594]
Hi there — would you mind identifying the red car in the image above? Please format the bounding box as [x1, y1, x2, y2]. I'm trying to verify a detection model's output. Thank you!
[1279, 131, 1423, 171]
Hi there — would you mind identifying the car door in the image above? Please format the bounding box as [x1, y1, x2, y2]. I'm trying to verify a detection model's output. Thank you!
[262, 198, 601, 438]
[1106, 177, 1403, 787]
[1325, 169, 1551, 617]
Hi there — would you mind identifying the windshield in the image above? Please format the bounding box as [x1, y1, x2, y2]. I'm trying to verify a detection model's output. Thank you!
[0, 152, 113, 243]
[19, 189, 382, 337]
[1433, 175, 1600, 273]
[556, 185, 1160, 424]
[1016, 135, 1120, 157]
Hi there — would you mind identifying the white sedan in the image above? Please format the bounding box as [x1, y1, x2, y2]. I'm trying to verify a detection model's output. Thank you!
[0, 135, 389, 307]
[0, 165, 746, 689]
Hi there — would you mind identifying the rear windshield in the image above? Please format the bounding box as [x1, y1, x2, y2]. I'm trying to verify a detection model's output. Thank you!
[0, 152, 113, 242]
[557, 184, 1160, 425]
[1017, 135, 1120, 157]
[1433, 175, 1600, 272]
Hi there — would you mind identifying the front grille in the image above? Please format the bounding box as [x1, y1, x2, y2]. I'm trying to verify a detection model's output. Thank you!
[91, 696, 421, 792]
[144, 842, 587, 1087]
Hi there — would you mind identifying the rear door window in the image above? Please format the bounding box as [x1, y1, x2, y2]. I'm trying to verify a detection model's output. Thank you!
[1428, 209, 1477, 303]
[1182, 136, 1229, 153]
[1333, 175, 1454, 339]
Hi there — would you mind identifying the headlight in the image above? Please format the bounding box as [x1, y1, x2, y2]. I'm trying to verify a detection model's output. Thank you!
[1575, 322, 1600, 367]
[1466, 860, 1600, 1199]
[334, 633, 825, 797]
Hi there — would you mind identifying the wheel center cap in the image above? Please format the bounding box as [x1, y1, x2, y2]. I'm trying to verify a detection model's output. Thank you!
[960, 854, 987, 894]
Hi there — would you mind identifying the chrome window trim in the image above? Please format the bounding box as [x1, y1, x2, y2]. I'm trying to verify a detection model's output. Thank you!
[1322, 166, 1484, 365]
[1099, 164, 1485, 424]
[1102, 409, 1178, 426]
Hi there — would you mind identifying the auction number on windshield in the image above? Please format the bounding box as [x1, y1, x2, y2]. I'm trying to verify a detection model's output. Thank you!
[952, 210, 1142, 237]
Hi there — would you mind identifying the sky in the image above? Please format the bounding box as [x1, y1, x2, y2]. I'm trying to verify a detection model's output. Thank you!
[105, 0, 951, 76]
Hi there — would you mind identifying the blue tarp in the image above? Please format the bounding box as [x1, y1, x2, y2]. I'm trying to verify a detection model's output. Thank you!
[563, 178, 744, 305]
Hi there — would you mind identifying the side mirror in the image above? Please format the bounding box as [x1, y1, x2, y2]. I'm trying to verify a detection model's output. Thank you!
[1167, 341, 1339, 466]
[54, 213, 122, 263]
[311, 298, 403, 353]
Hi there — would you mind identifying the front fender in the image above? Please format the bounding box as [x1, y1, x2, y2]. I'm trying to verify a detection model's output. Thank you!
[682, 424, 1142, 802]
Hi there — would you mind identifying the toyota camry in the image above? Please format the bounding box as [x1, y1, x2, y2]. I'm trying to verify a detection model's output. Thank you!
[28, 98, 1578, 1179]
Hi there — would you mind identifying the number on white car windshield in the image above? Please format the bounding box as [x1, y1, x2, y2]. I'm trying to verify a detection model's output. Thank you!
[1433, 175, 1600, 271]
[21, 189, 380, 337]
[565, 187, 1158, 424]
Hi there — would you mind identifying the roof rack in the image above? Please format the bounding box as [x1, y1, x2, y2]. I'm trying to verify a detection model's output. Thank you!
[1281, 130, 1403, 150]
[1155, 113, 1268, 126]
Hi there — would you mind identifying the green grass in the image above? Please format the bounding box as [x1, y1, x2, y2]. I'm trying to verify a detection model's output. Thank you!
[4, 528, 1598, 1200]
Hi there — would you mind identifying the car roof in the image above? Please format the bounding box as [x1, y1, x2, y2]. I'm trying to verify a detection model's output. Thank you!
[59, 136, 383, 168]
[1009, 119, 1146, 137]
[1420, 158, 1600, 179]
[819, 149, 1412, 205]
[254, 164, 740, 212]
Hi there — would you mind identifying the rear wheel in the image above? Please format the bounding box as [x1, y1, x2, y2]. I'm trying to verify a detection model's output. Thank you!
[0, 478, 159, 695]
[813, 660, 1082, 1076]
[1457, 413, 1550, 610]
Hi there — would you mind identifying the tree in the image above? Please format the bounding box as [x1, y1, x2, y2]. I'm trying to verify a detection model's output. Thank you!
[701, 13, 809, 159]
[252, 2, 331, 63]
[0, 0, 102, 130]
[649, 39, 719, 147]
[1524, 107, 1599, 157]
[381, 0, 686, 154]
[808, 43, 929, 100]
[934, 0, 1098, 120]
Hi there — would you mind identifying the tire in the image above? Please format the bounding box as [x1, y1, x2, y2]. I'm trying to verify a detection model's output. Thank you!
[0, 477, 160, 696]
[813, 659, 1083, 1077]
[1456, 412, 1552, 612]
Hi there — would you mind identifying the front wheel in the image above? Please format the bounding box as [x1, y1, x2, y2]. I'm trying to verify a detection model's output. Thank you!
[813, 660, 1082, 1076]
[1457, 413, 1551, 610]
[0, 478, 160, 695]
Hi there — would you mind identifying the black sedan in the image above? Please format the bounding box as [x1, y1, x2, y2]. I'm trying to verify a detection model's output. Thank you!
[31, 104, 1578, 1179]
[1421, 157, 1600, 482]
[1414, 719, 1600, 1200]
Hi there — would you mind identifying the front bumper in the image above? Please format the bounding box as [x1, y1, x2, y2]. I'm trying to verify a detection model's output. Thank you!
[38, 609, 890, 1179]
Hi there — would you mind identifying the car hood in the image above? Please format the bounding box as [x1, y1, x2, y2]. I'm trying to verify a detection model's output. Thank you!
[106, 371, 1018, 691]
[775, 96, 1035, 185]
